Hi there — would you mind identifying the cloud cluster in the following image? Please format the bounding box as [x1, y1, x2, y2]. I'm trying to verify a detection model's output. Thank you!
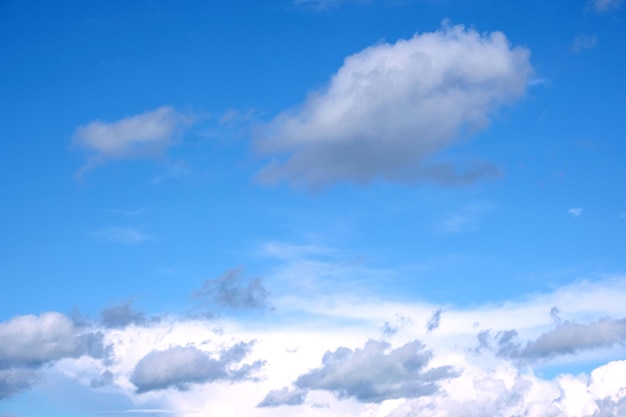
[257, 24, 532, 188]
[0, 312, 107, 399]
[100, 301, 147, 328]
[130, 342, 263, 393]
[262, 339, 456, 405]
[192, 268, 272, 311]
[492, 318, 626, 361]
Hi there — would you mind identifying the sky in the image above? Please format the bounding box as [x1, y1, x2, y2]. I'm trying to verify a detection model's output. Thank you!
[1, 0, 626, 416]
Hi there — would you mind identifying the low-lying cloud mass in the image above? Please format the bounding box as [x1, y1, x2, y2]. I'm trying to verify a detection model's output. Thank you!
[3, 278, 626, 416]
[269, 339, 456, 404]
[0, 312, 107, 399]
[257, 24, 532, 188]
[130, 342, 263, 393]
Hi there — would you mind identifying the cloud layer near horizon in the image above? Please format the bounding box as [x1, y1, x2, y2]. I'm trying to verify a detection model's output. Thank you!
[256, 24, 532, 188]
[1, 277, 626, 415]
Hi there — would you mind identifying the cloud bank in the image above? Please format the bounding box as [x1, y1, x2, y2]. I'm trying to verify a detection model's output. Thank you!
[0, 312, 106, 399]
[257, 24, 532, 188]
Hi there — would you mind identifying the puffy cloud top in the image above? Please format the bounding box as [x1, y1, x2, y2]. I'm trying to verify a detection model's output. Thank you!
[288, 339, 457, 403]
[257, 24, 532, 188]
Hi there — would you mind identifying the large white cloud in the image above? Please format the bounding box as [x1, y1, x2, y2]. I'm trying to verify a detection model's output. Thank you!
[256, 24, 532, 188]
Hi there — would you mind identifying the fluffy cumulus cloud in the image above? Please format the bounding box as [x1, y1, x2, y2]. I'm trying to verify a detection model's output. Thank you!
[0, 312, 106, 399]
[73, 106, 191, 162]
[257, 24, 532, 188]
[130, 342, 263, 393]
[276, 339, 457, 403]
[3, 277, 626, 416]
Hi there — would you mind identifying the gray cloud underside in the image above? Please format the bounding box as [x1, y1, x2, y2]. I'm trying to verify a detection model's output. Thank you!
[0, 312, 108, 400]
[271, 339, 457, 404]
[0, 313, 106, 368]
[426, 309, 442, 332]
[0, 368, 39, 400]
[257, 386, 308, 407]
[256, 24, 532, 188]
[100, 301, 147, 328]
[490, 318, 626, 360]
[130, 342, 264, 393]
[193, 267, 271, 311]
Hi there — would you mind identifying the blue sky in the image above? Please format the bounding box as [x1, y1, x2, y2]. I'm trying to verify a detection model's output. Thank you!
[1, 0, 626, 416]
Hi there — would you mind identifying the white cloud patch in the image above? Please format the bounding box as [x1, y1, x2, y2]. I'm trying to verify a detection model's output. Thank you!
[569, 208, 583, 218]
[73, 107, 192, 175]
[570, 35, 598, 52]
[89, 227, 154, 245]
[590, 0, 624, 12]
[256, 24, 532, 188]
[294, 0, 365, 11]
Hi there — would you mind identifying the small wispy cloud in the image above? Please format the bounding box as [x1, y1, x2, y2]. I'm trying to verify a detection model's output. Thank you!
[442, 203, 492, 234]
[569, 208, 583, 218]
[570, 34, 597, 52]
[589, 0, 624, 12]
[102, 209, 145, 216]
[293, 0, 366, 11]
[89, 227, 154, 245]
[73, 106, 194, 177]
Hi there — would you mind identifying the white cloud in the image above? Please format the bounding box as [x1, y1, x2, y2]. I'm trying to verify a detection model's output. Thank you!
[442, 202, 492, 233]
[570, 35, 598, 53]
[89, 227, 154, 245]
[256, 24, 532, 188]
[0, 312, 106, 399]
[73, 106, 191, 163]
[294, 0, 365, 11]
[590, 0, 624, 12]
[569, 208, 583, 218]
[130, 343, 263, 393]
[5, 277, 626, 415]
